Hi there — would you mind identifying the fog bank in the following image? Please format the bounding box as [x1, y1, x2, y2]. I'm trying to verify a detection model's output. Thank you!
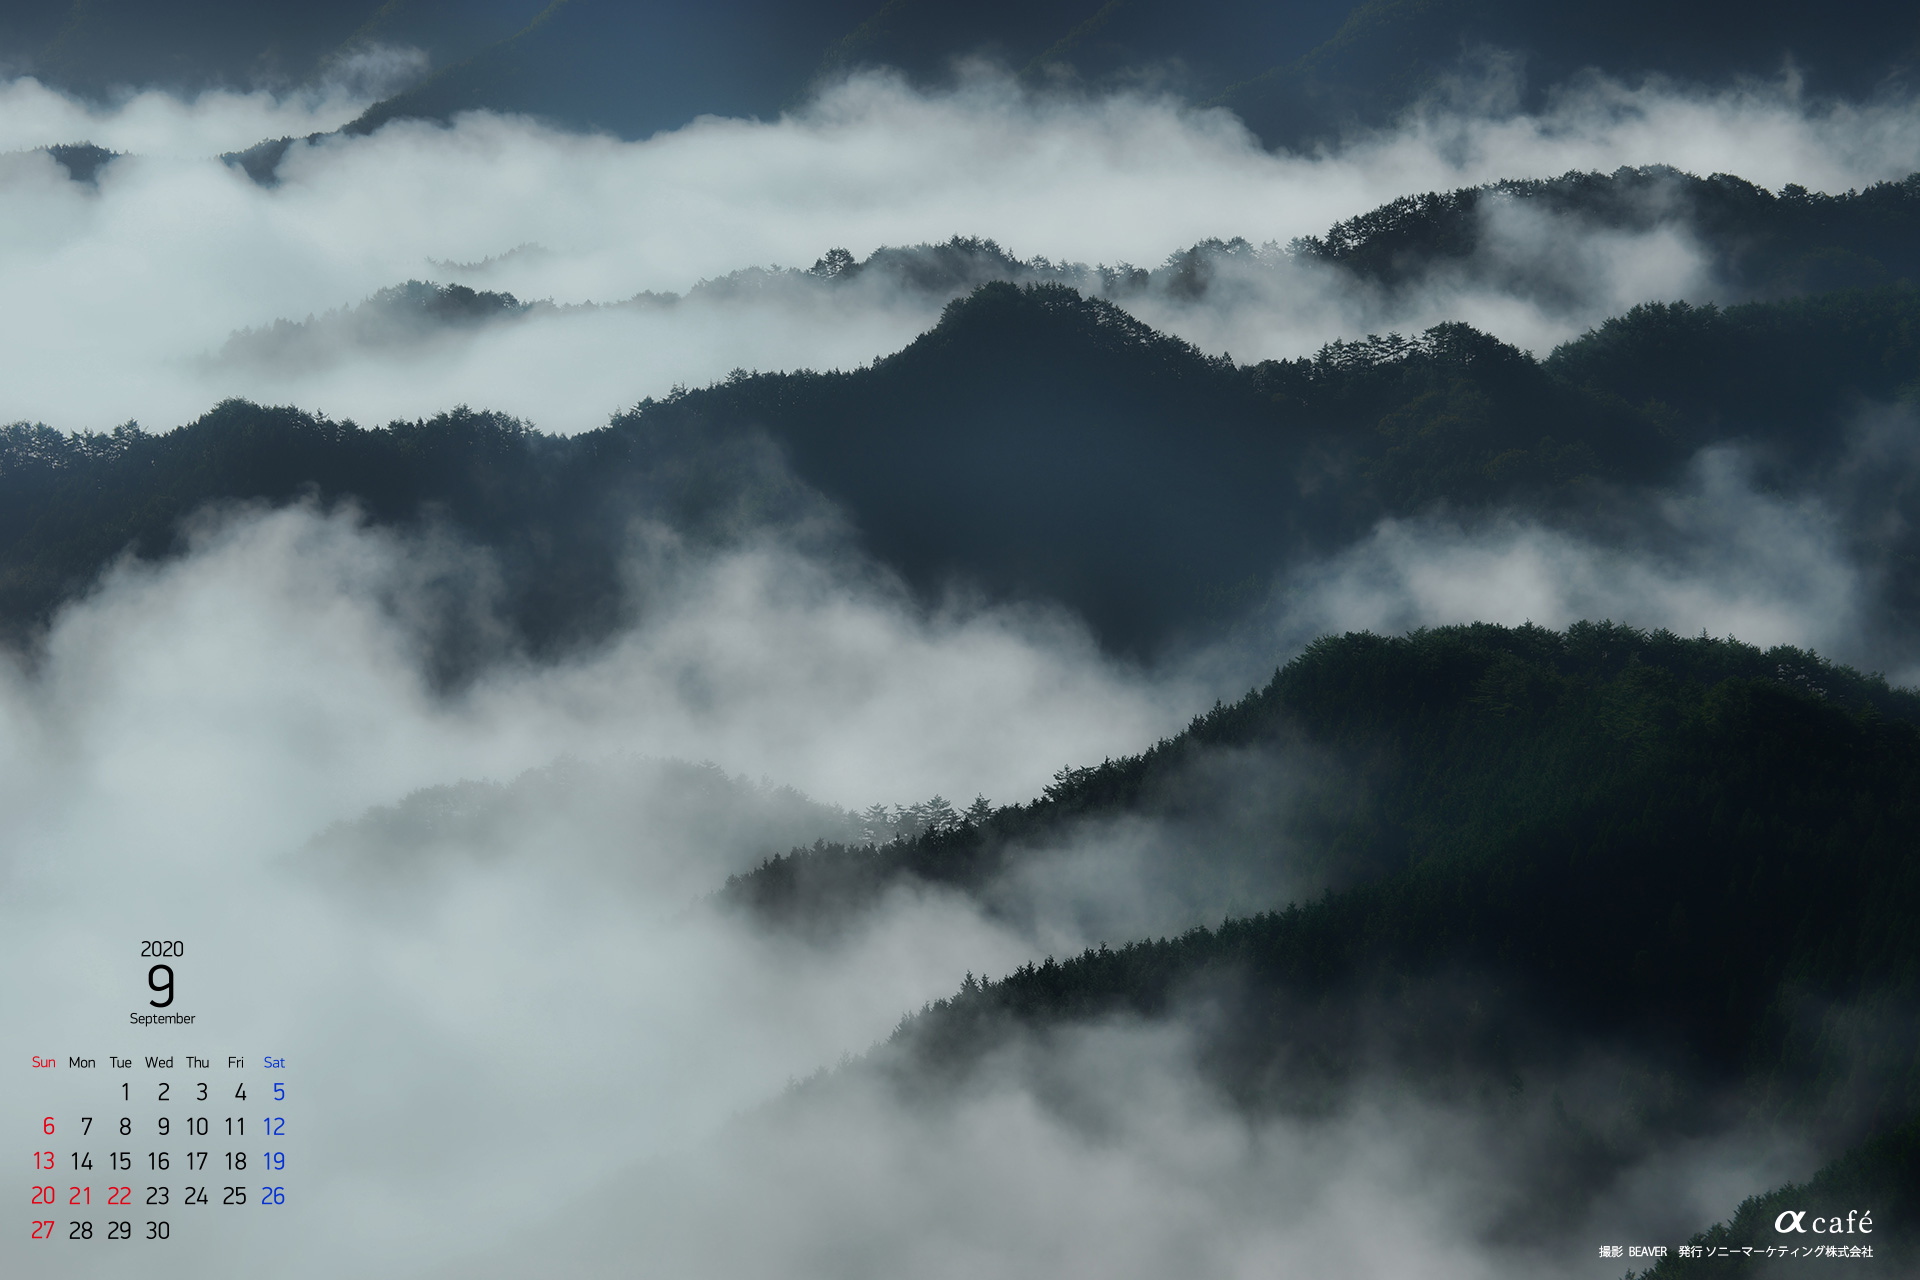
[1, 67, 1915, 432]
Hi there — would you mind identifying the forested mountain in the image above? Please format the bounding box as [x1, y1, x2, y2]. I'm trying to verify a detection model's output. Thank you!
[14, 1, 1920, 1272]
[1645, 1120, 1920, 1275]
[201, 168, 1920, 327]
[6, 1, 1916, 149]
[756, 623, 1920, 1258]
[725, 622, 1920, 922]
[1288, 168, 1920, 301]
[6, 277, 1920, 666]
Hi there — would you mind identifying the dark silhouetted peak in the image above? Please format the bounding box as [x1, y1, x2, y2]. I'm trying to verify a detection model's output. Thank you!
[896, 281, 1224, 381]
[42, 142, 119, 184]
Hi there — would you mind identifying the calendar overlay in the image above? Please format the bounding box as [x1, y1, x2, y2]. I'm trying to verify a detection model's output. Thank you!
[27, 1053, 291, 1245]
[24, 942, 291, 1249]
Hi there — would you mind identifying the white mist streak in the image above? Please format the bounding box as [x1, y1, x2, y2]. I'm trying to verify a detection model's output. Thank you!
[0, 68, 1915, 432]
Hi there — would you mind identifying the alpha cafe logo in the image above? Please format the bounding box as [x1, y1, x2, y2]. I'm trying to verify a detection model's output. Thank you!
[1774, 1210, 1872, 1234]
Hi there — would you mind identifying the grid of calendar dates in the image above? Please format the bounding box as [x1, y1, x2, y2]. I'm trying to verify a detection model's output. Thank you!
[28, 1052, 290, 1246]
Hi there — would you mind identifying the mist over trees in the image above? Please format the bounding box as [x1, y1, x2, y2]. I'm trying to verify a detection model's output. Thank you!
[752, 623, 1920, 1265]
[9, 12, 1920, 1265]
[8, 268, 1919, 670]
[1288, 168, 1920, 301]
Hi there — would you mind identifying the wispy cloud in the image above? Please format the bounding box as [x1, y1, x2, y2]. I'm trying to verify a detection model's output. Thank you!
[0, 66, 1914, 432]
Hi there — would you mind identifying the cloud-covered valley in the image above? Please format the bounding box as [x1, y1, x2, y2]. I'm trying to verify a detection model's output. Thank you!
[5, 47, 1920, 1280]
[0, 495, 1841, 1279]
[2, 65, 1918, 433]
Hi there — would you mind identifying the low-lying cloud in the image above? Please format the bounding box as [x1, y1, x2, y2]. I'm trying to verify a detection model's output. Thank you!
[0, 423, 1888, 1275]
[2, 54, 1915, 1280]
[0, 497, 1197, 1277]
[0, 66, 1916, 432]
[1243, 444, 1903, 680]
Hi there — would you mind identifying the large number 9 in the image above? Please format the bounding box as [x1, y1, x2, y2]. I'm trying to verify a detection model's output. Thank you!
[148, 964, 174, 1008]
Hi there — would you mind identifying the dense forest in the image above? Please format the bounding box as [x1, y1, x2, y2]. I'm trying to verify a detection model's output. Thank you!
[1640, 1118, 1920, 1274]
[724, 621, 1920, 917]
[746, 622, 1920, 1264]
[6, 268, 1919, 666]
[13, 4, 1920, 1273]
[1287, 168, 1920, 301]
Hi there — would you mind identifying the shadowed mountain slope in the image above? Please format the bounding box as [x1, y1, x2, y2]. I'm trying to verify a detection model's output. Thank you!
[1642, 1118, 1920, 1275]
[5, 280, 1920, 667]
[757, 623, 1920, 1255]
